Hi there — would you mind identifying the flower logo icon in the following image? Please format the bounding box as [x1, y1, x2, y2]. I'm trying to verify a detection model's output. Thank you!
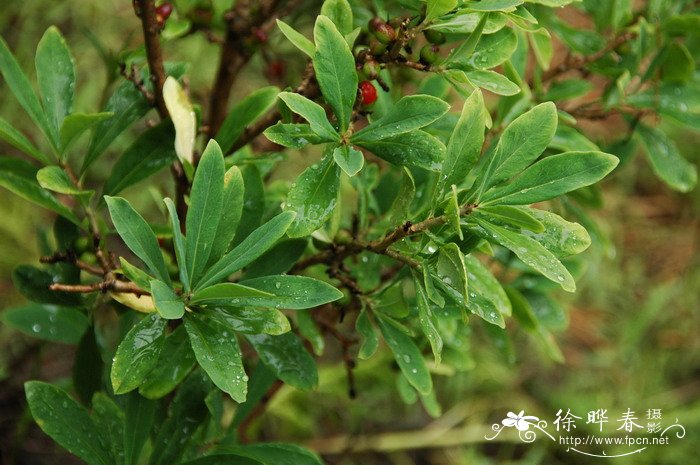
[502, 411, 540, 431]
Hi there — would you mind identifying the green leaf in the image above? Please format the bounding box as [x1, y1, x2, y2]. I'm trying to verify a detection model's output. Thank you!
[0, 34, 54, 149]
[148, 371, 211, 465]
[210, 165, 244, 262]
[37, 166, 92, 198]
[445, 185, 463, 240]
[466, 69, 520, 96]
[529, 28, 553, 70]
[263, 123, 324, 148]
[186, 140, 226, 286]
[0, 157, 81, 225]
[184, 310, 247, 402]
[277, 20, 316, 58]
[472, 102, 557, 198]
[278, 92, 339, 141]
[163, 76, 196, 164]
[438, 89, 486, 194]
[413, 272, 443, 365]
[244, 239, 308, 279]
[357, 130, 445, 171]
[472, 218, 575, 292]
[0, 117, 51, 163]
[90, 393, 125, 465]
[516, 207, 590, 257]
[83, 81, 150, 172]
[218, 307, 291, 335]
[636, 123, 697, 193]
[179, 456, 263, 465]
[285, 153, 340, 237]
[103, 122, 176, 196]
[386, 168, 415, 227]
[139, 325, 196, 398]
[111, 313, 167, 394]
[296, 310, 324, 355]
[12, 264, 82, 306]
[434, 243, 469, 304]
[163, 198, 189, 291]
[356, 309, 378, 359]
[73, 328, 103, 405]
[231, 165, 264, 247]
[105, 196, 170, 284]
[197, 211, 296, 289]
[59, 112, 114, 152]
[150, 280, 185, 319]
[35, 27, 75, 143]
[467, 27, 517, 69]
[443, 13, 489, 63]
[463, 254, 511, 316]
[25, 382, 113, 465]
[473, 205, 544, 232]
[426, 0, 458, 23]
[660, 42, 694, 83]
[480, 151, 619, 205]
[216, 86, 279, 153]
[216, 443, 323, 465]
[2, 303, 88, 344]
[119, 257, 153, 291]
[124, 392, 156, 465]
[351, 95, 450, 143]
[245, 332, 318, 390]
[332, 145, 364, 176]
[377, 315, 433, 395]
[469, 0, 523, 11]
[320, 0, 353, 35]
[194, 276, 343, 309]
[313, 15, 357, 131]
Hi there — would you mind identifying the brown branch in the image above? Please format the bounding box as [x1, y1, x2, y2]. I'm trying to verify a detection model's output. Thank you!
[50, 279, 148, 296]
[40, 252, 104, 276]
[137, 0, 169, 118]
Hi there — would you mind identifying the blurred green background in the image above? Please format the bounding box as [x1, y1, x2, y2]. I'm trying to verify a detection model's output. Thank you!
[0, 1, 698, 464]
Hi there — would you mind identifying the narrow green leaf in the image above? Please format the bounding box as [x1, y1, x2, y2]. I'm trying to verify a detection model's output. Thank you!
[60, 112, 114, 152]
[0, 35, 54, 149]
[0, 158, 81, 225]
[111, 313, 167, 394]
[387, 168, 415, 227]
[197, 211, 296, 290]
[515, 207, 591, 257]
[356, 309, 378, 359]
[529, 28, 553, 70]
[139, 325, 196, 399]
[35, 26, 75, 143]
[313, 15, 357, 131]
[463, 254, 512, 316]
[244, 239, 308, 279]
[209, 166, 244, 263]
[425, 0, 458, 23]
[357, 130, 445, 171]
[636, 123, 697, 193]
[238, 275, 343, 308]
[12, 264, 82, 306]
[216, 86, 279, 153]
[435, 243, 469, 304]
[467, 27, 517, 69]
[218, 307, 291, 335]
[83, 81, 150, 173]
[186, 140, 225, 286]
[296, 310, 324, 355]
[285, 153, 340, 237]
[276, 20, 316, 58]
[90, 393, 125, 465]
[37, 166, 92, 197]
[444, 12, 489, 62]
[105, 196, 170, 284]
[438, 89, 486, 194]
[320, 0, 353, 35]
[0, 117, 51, 163]
[2, 303, 88, 344]
[466, 69, 520, 96]
[263, 123, 324, 148]
[150, 280, 185, 319]
[332, 145, 364, 176]
[216, 443, 323, 465]
[480, 151, 619, 205]
[351, 95, 450, 143]
[190, 282, 275, 304]
[445, 185, 463, 240]
[413, 272, 443, 365]
[245, 332, 318, 390]
[231, 164, 264, 247]
[472, 218, 575, 292]
[102, 122, 176, 196]
[472, 101, 557, 198]
[278, 92, 338, 141]
[377, 315, 433, 395]
[184, 311, 247, 402]
[123, 392, 156, 465]
[119, 257, 153, 291]
[25, 382, 113, 465]
[163, 198, 189, 291]
[474, 205, 544, 232]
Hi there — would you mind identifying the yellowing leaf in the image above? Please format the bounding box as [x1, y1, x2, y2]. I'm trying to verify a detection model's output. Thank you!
[163, 76, 195, 164]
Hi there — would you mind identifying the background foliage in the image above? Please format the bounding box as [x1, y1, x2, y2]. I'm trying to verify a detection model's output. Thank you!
[0, 0, 698, 464]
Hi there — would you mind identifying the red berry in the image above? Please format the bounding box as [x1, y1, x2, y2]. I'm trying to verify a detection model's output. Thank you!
[156, 2, 173, 20]
[252, 27, 268, 43]
[359, 81, 377, 106]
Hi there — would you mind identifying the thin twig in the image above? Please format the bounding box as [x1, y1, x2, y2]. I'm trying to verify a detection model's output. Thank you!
[50, 279, 148, 296]
[137, 0, 169, 118]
